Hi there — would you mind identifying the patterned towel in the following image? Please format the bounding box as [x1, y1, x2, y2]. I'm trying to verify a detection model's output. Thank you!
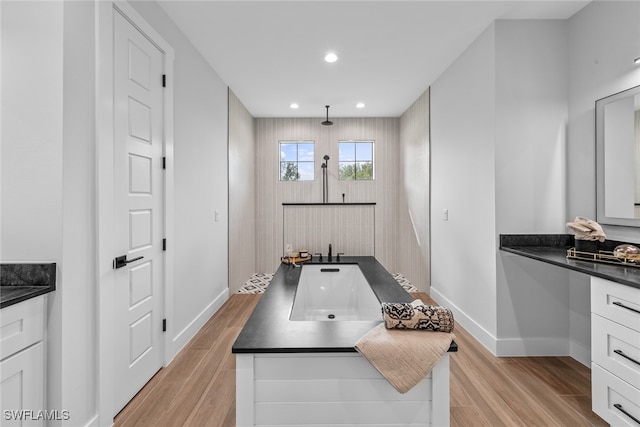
[382, 300, 454, 333]
[355, 323, 455, 393]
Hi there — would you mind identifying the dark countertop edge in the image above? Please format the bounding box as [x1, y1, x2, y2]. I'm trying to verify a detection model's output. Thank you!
[233, 341, 460, 354]
[232, 256, 457, 354]
[499, 235, 640, 290]
[0, 285, 55, 309]
[282, 202, 376, 206]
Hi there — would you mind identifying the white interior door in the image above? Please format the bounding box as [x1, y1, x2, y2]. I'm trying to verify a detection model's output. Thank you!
[113, 8, 164, 413]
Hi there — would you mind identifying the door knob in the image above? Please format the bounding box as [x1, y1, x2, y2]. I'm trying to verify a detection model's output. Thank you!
[113, 255, 144, 269]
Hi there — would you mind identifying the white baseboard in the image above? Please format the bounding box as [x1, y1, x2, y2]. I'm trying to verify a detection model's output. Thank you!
[430, 287, 498, 355]
[166, 288, 229, 363]
[570, 340, 591, 367]
[495, 336, 569, 357]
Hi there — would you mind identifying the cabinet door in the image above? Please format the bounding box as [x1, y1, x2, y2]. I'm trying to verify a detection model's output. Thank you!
[0, 342, 44, 427]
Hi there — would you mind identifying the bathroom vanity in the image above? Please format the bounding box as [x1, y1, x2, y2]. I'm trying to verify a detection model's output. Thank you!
[500, 236, 640, 426]
[0, 263, 56, 426]
[232, 256, 455, 427]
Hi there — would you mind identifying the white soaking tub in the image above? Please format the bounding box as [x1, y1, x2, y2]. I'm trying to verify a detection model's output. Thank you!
[290, 264, 381, 321]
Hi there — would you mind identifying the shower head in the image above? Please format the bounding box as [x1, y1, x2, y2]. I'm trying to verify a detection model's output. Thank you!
[321, 105, 333, 126]
[323, 155, 330, 161]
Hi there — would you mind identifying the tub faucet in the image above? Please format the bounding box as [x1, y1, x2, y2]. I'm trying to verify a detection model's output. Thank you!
[328, 243, 332, 260]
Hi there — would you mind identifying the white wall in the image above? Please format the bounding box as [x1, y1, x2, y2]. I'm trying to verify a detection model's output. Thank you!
[1, 1, 70, 423]
[398, 89, 430, 291]
[568, 1, 640, 240]
[494, 21, 572, 357]
[566, 0, 640, 364]
[228, 89, 256, 293]
[61, 2, 98, 423]
[130, 1, 230, 360]
[1, 2, 63, 260]
[430, 24, 498, 350]
[431, 20, 575, 357]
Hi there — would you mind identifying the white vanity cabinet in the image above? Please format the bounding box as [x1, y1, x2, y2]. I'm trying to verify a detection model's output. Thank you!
[591, 277, 640, 426]
[0, 295, 46, 426]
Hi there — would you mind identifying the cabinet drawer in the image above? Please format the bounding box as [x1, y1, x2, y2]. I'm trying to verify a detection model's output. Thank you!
[591, 277, 640, 332]
[593, 363, 640, 426]
[592, 314, 640, 390]
[0, 295, 45, 361]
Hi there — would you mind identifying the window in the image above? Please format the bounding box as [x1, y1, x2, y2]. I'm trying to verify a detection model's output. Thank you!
[279, 141, 314, 181]
[338, 141, 374, 180]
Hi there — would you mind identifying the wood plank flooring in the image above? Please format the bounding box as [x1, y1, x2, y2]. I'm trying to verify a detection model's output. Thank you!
[114, 292, 608, 426]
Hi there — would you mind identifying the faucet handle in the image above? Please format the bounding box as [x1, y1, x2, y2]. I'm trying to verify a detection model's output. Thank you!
[314, 252, 323, 261]
[337, 252, 345, 261]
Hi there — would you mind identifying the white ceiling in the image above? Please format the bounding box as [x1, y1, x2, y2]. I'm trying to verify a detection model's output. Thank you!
[158, 0, 589, 118]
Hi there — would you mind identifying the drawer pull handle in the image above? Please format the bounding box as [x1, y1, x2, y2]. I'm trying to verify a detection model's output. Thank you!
[613, 301, 640, 315]
[614, 349, 640, 366]
[614, 404, 640, 425]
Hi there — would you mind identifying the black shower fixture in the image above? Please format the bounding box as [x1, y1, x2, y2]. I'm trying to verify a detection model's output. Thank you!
[321, 105, 333, 126]
[322, 155, 330, 203]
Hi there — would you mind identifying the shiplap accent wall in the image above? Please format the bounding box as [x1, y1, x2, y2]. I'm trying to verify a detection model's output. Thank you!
[398, 89, 431, 291]
[255, 118, 400, 274]
[228, 89, 256, 292]
[283, 204, 375, 258]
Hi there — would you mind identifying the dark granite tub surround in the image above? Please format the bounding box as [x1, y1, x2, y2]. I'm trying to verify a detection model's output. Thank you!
[499, 234, 640, 290]
[232, 256, 457, 354]
[1, 263, 56, 308]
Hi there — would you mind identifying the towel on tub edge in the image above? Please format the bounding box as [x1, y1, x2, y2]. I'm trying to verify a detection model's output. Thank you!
[355, 323, 455, 393]
[382, 300, 454, 333]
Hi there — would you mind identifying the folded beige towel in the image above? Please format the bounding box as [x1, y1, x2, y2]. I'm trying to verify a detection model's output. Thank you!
[566, 216, 606, 242]
[355, 323, 455, 393]
[382, 300, 455, 333]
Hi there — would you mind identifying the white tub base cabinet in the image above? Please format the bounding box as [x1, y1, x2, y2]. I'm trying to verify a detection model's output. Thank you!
[236, 352, 450, 427]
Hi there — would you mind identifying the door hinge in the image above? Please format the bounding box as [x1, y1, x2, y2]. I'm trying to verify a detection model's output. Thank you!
[162, 157, 166, 169]
[163, 238, 167, 251]
[162, 319, 167, 332]
[162, 74, 166, 88]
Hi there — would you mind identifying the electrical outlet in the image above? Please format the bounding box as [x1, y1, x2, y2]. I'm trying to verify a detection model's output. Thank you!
[443, 209, 449, 221]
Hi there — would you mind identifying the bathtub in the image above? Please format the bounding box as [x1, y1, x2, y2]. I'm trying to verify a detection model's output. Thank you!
[290, 264, 381, 321]
[233, 256, 453, 427]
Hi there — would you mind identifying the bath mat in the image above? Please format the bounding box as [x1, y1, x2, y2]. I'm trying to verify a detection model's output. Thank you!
[355, 323, 455, 393]
[391, 273, 418, 293]
[236, 273, 273, 294]
[236, 272, 418, 294]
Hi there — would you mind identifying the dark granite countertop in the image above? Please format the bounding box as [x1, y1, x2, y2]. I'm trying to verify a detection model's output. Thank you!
[1, 263, 56, 309]
[232, 256, 458, 354]
[499, 234, 640, 290]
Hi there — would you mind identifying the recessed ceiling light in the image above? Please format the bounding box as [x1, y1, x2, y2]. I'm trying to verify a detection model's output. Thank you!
[635, 56, 640, 64]
[324, 52, 338, 63]
[356, 102, 365, 109]
[290, 103, 299, 109]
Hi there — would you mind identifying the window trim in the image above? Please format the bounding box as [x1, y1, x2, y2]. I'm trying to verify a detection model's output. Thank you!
[279, 140, 315, 181]
[338, 140, 375, 181]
